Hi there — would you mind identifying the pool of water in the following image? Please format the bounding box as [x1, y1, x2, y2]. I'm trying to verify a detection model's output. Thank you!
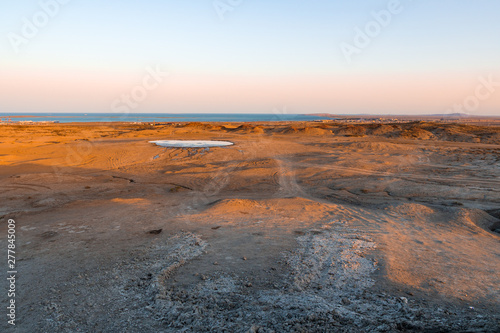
[150, 140, 234, 148]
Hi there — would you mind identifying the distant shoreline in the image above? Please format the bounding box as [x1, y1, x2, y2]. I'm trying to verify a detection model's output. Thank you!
[2, 113, 500, 127]
[2, 119, 500, 129]
[0, 113, 332, 124]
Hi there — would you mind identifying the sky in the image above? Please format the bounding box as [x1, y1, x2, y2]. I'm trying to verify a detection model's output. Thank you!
[1, 0, 499, 115]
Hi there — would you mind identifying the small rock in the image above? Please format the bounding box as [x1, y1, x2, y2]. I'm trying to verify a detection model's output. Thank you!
[148, 229, 162, 235]
[41, 231, 58, 239]
[399, 297, 408, 304]
[213, 262, 219, 266]
[247, 325, 260, 333]
[242, 257, 247, 261]
[246, 282, 252, 287]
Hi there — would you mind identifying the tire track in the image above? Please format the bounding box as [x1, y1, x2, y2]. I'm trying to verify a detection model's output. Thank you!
[294, 161, 500, 191]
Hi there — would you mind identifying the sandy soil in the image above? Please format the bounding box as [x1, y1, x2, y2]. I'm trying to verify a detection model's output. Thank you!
[0, 121, 499, 332]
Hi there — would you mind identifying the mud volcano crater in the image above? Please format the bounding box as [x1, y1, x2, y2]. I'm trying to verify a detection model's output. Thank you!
[150, 140, 234, 148]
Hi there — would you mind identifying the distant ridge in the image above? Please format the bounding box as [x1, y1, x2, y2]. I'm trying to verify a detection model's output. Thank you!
[426, 113, 470, 118]
[310, 113, 474, 118]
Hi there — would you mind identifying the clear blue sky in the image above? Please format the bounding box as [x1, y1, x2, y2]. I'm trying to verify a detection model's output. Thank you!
[1, 0, 499, 114]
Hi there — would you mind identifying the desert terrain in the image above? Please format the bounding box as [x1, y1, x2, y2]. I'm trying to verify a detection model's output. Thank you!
[0, 121, 499, 332]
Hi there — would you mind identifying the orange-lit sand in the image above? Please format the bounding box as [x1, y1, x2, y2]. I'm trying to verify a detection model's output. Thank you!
[0, 121, 499, 331]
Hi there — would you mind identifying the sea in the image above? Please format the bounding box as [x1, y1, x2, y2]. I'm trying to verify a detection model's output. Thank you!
[0, 113, 331, 123]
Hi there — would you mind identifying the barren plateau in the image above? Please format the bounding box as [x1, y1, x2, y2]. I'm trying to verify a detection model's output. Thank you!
[0, 121, 499, 332]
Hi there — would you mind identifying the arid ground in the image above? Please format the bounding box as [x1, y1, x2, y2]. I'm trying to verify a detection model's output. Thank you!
[1, 121, 499, 332]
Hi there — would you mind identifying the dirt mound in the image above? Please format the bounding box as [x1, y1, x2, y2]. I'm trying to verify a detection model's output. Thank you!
[252, 126, 265, 134]
[181, 123, 223, 131]
[334, 125, 367, 136]
[182, 122, 205, 128]
[275, 125, 329, 135]
[335, 122, 500, 143]
[200, 197, 341, 226]
[367, 124, 399, 136]
[234, 124, 254, 131]
[207, 197, 331, 214]
[399, 127, 435, 140]
[279, 126, 303, 134]
[224, 124, 266, 134]
[389, 203, 436, 218]
[110, 198, 150, 206]
[206, 198, 261, 212]
[417, 123, 500, 143]
[457, 208, 500, 234]
[303, 127, 329, 136]
[438, 130, 476, 142]
[275, 125, 326, 135]
[479, 132, 500, 144]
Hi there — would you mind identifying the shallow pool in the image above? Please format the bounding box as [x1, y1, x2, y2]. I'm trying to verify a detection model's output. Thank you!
[150, 140, 234, 148]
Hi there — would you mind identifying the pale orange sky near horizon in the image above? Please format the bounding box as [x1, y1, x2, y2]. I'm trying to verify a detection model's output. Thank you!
[2, 68, 499, 115]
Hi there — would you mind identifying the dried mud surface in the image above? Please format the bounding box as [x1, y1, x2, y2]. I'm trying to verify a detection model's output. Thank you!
[0, 121, 499, 332]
